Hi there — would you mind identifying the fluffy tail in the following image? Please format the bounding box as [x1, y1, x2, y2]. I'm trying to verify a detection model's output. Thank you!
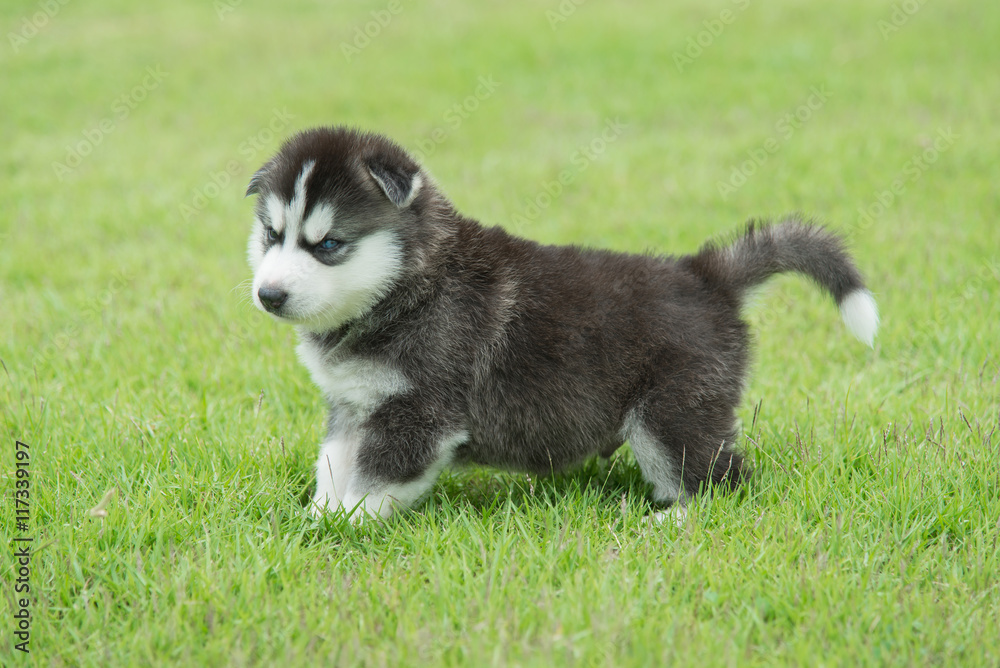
[684, 218, 879, 347]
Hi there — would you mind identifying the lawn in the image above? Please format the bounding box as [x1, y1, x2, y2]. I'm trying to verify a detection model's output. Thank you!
[2, 0, 998, 665]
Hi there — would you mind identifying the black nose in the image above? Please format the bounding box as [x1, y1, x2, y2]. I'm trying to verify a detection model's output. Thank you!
[257, 287, 288, 312]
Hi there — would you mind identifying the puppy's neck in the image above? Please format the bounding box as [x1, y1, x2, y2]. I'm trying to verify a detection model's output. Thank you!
[299, 322, 353, 351]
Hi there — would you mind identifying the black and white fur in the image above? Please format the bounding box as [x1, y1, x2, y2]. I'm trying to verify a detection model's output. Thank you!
[245, 127, 879, 523]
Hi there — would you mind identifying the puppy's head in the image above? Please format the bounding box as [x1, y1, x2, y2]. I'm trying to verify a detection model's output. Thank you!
[245, 127, 430, 332]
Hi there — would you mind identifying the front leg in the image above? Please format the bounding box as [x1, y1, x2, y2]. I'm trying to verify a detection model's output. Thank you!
[311, 429, 358, 518]
[312, 396, 466, 523]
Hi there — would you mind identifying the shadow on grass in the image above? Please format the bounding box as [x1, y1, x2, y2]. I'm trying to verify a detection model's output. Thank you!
[282, 453, 651, 546]
[289, 449, 754, 552]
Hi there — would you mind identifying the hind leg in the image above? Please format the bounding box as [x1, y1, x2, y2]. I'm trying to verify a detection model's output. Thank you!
[622, 410, 687, 506]
[622, 418, 691, 526]
[622, 398, 746, 514]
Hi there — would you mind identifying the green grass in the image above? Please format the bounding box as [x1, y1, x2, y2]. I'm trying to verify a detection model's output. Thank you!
[2, 0, 999, 665]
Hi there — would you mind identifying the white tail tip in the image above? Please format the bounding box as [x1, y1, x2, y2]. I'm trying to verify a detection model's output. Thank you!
[839, 289, 879, 348]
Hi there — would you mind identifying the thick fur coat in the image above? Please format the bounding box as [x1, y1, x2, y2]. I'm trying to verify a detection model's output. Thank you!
[245, 127, 878, 521]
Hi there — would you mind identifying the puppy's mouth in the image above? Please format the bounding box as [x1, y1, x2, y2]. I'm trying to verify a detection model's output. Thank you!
[253, 288, 334, 329]
[254, 287, 308, 322]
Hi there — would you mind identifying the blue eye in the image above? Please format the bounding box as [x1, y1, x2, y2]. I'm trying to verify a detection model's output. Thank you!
[319, 239, 340, 251]
[265, 227, 280, 242]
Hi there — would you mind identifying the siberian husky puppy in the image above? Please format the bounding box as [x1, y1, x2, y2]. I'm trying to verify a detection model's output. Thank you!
[245, 127, 878, 523]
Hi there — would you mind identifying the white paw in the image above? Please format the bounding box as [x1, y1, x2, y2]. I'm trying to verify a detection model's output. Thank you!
[643, 505, 687, 527]
[309, 493, 337, 519]
[310, 494, 378, 524]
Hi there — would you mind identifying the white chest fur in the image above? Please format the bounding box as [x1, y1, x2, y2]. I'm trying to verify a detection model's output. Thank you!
[296, 335, 410, 414]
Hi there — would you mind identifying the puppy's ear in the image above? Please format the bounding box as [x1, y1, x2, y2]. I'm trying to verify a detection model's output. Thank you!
[368, 161, 422, 208]
[245, 159, 274, 198]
